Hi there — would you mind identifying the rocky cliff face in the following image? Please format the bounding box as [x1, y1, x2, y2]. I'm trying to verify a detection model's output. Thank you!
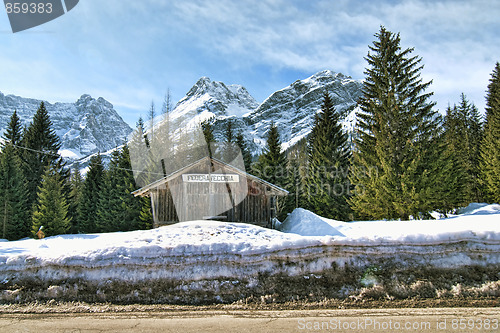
[0, 92, 132, 158]
[0, 70, 362, 171]
[166, 70, 363, 156]
[245, 70, 363, 152]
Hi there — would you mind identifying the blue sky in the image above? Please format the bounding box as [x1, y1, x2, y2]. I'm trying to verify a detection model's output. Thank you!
[1, 0, 499, 127]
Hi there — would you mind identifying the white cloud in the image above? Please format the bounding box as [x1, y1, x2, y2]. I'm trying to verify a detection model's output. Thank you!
[167, 0, 499, 112]
[0, 0, 498, 124]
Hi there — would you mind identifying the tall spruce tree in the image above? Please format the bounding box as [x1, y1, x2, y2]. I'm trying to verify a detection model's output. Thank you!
[201, 117, 215, 158]
[480, 62, 500, 203]
[31, 166, 71, 237]
[307, 93, 351, 220]
[21, 102, 62, 211]
[162, 89, 173, 117]
[431, 116, 464, 215]
[253, 122, 286, 186]
[118, 144, 150, 230]
[236, 132, 252, 171]
[97, 146, 146, 233]
[68, 164, 83, 233]
[349, 27, 441, 220]
[224, 119, 234, 144]
[223, 119, 238, 162]
[96, 150, 124, 233]
[444, 94, 483, 206]
[0, 144, 30, 240]
[279, 151, 305, 220]
[148, 101, 156, 138]
[76, 154, 105, 233]
[1, 110, 23, 149]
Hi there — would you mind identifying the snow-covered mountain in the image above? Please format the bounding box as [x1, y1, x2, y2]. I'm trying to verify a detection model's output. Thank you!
[0, 92, 133, 158]
[167, 70, 363, 156]
[247, 70, 362, 152]
[172, 76, 259, 122]
[1, 70, 362, 170]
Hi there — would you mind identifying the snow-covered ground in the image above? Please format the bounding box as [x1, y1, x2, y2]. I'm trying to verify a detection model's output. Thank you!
[1, 204, 499, 303]
[280, 204, 500, 242]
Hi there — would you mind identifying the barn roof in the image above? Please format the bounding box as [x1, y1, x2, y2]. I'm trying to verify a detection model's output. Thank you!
[132, 156, 289, 197]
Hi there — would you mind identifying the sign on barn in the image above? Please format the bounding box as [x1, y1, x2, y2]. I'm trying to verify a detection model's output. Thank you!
[182, 174, 240, 183]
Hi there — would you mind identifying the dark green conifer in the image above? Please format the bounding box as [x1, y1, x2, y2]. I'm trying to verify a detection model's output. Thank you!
[480, 62, 500, 203]
[1, 110, 23, 149]
[76, 153, 104, 233]
[224, 119, 234, 144]
[31, 166, 71, 237]
[20, 102, 62, 211]
[0, 144, 30, 240]
[201, 117, 215, 158]
[307, 93, 351, 220]
[236, 132, 252, 171]
[253, 122, 286, 186]
[444, 94, 483, 206]
[223, 119, 238, 162]
[97, 145, 147, 233]
[349, 27, 441, 220]
[68, 164, 83, 233]
[279, 151, 304, 221]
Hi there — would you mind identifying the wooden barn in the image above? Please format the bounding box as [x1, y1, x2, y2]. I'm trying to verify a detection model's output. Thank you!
[132, 156, 288, 228]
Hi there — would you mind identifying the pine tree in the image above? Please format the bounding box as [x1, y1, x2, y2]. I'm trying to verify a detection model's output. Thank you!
[464, 97, 484, 203]
[224, 119, 234, 144]
[444, 94, 483, 206]
[430, 116, 464, 215]
[148, 101, 156, 139]
[20, 102, 62, 211]
[129, 117, 152, 188]
[223, 119, 237, 162]
[236, 132, 252, 171]
[201, 117, 215, 158]
[76, 154, 105, 233]
[306, 93, 351, 220]
[96, 146, 146, 232]
[31, 166, 71, 237]
[480, 62, 500, 203]
[118, 145, 149, 230]
[68, 164, 83, 233]
[1, 110, 23, 149]
[0, 144, 30, 240]
[139, 197, 153, 229]
[162, 89, 173, 117]
[278, 151, 304, 220]
[349, 27, 441, 220]
[96, 150, 123, 233]
[136, 117, 149, 148]
[253, 122, 286, 186]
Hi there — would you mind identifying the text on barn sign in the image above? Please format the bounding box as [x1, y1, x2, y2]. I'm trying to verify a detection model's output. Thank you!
[182, 174, 240, 183]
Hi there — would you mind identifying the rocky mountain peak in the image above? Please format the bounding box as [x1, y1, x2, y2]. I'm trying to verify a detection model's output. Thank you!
[172, 77, 259, 125]
[167, 70, 364, 156]
[0, 92, 132, 159]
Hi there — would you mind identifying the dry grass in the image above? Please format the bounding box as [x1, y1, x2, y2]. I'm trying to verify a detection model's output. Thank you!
[1, 264, 499, 305]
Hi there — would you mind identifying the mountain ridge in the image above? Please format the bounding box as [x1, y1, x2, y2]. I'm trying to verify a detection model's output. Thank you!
[0, 70, 363, 171]
[165, 70, 363, 155]
[0, 92, 133, 159]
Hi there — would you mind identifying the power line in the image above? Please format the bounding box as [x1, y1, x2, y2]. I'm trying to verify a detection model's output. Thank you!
[12, 144, 60, 157]
[8, 143, 166, 177]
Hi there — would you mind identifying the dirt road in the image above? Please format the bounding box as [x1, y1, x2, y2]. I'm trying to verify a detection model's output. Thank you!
[1, 307, 499, 333]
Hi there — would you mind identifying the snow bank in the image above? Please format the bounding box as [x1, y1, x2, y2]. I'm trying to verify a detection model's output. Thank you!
[280, 208, 345, 237]
[281, 204, 500, 243]
[458, 202, 500, 215]
[0, 205, 499, 303]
